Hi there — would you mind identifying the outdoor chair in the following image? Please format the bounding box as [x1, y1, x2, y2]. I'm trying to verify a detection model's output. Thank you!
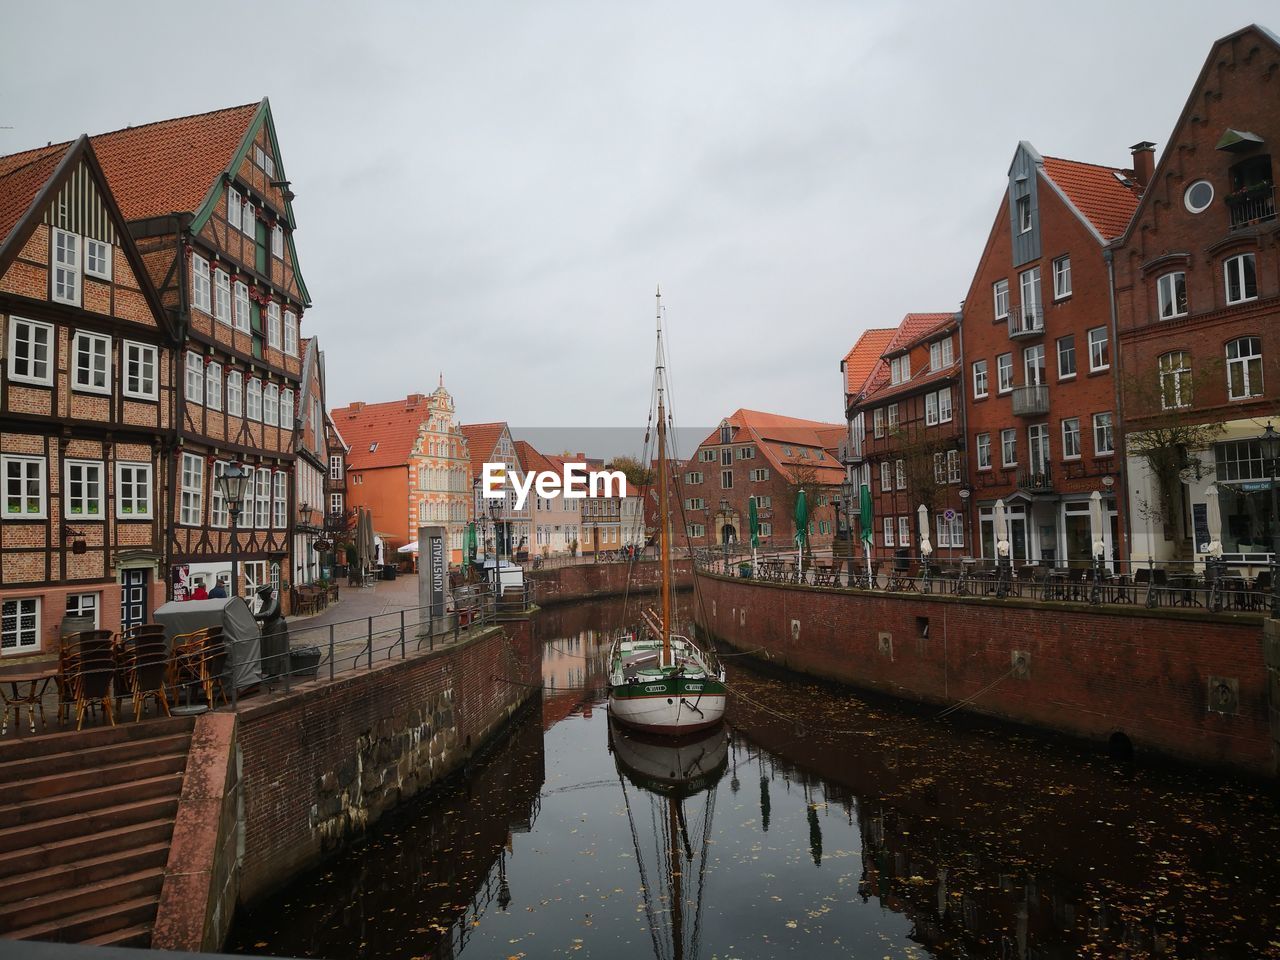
[69, 630, 117, 730]
[129, 639, 171, 720]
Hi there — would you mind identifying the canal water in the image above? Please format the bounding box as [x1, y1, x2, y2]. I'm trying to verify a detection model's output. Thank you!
[227, 596, 1280, 959]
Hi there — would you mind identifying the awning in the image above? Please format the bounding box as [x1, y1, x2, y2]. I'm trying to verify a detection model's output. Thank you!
[398, 541, 418, 554]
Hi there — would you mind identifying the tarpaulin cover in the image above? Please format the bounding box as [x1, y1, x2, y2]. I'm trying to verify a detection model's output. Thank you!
[153, 597, 263, 692]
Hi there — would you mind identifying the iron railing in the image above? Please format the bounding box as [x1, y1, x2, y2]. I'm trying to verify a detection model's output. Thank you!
[1007, 304, 1044, 339]
[1011, 383, 1049, 416]
[1227, 185, 1276, 230]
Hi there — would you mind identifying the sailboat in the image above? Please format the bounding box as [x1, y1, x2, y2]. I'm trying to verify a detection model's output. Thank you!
[607, 288, 727, 736]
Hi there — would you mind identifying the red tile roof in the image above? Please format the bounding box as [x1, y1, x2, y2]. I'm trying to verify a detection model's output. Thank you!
[0, 145, 67, 252]
[460, 423, 507, 483]
[1042, 156, 1141, 241]
[330, 396, 436, 471]
[701, 409, 846, 485]
[842, 328, 896, 397]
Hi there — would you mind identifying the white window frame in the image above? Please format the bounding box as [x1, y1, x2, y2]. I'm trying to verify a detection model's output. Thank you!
[2, 455, 46, 519]
[247, 378, 263, 421]
[1052, 255, 1071, 300]
[1225, 253, 1258, 305]
[1093, 412, 1114, 456]
[115, 461, 152, 519]
[898, 516, 911, 546]
[1001, 428, 1017, 468]
[263, 382, 279, 426]
[1057, 335, 1076, 380]
[214, 269, 231, 324]
[976, 433, 991, 470]
[937, 387, 953, 423]
[64, 459, 104, 519]
[7, 317, 55, 386]
[180, 453, 204, 526]
[1087, 327, 1110, 372]
[280, 388, 294, 428]
[925, 392, 938, 426]
[243, 200, 256, 236]
[254, 469, 271, 528]
[993, 279, 1009, 320]
[1, 598, 40, 656]
[228, 185, 242, 231]
[1017, 195, 1032, 233]
[1157, 271, 1187, 320]
[65, 593, 100, 629]
[1159, 351, 1191, 410]
[85, 237, 112, 280]
[879, 462, 891, 491]
[185, 352, 204, 405]
[895, 459, 905, 490]
[273, 471, 287, 529]
[226, 370, 243, 417]
[206, 361, 223, 411]
[887, 404, 899, 430]
[272, 224, 284, 258]
[122, 341, 158, 401]
[267, 302, 281, 350]
[996, 353, 1013, 394]
[972, 360, 988, 399]
[873, 408, 884, 439]
[330, 492, 344, 515]
[1061, 418, 1081, 459]
[233, 282, 251, 333]
[882, 516, 895, 547]
[72, 331, 111, 395]
[52, 228, 81, 306]
[191, 253, 211, 314]
[284, 310, 298, 356]
[1226, 336, 1263, 400]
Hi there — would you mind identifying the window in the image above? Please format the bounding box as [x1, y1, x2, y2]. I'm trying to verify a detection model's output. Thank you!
[1087, 327, 1110, 371]
[330, 492, 344, 515]
[929, 338, 953, 371]
[887, 404, 899, 430]
[280, 388, 294, 428]
[254, 469, 271, 528]
[1019, 266, 1042, 325]
[8, 317, 54, 385]
[228, 185, 242, 230]
[873, 408, 884, 439]
[273, 472, 287, 529]
[263, 383, 279, 426]
[247, 379, 263, 420]
[685, 497, 706, 510]
[180, 454, 204, 525]
[946, 449, 960, 483]
[191, 253, 211, 313]
[937, 512, 963, 548]
[267, 302, 281, 350]
[720, 448, 732, 466]
[926, 393, 938, 426]
[749, 468, 770, 481]
[284, 310, 298, 356]
[243, 201, 255, 235]
[2, 598, 39, 656]
[234, 282, 251, 333]
[890, 355, 910, 385]
[759, 522, 773, 537]
[64, 460, 103, 519]
[882, 517, 895, 547]
[973, 360, 988, 399]
[1061, 418, 1081, 459]
[1024, 344, 1046, 386]
[52, 228, 80, 305]
[684, 470, 701, 484]
[214, 270, 231, 323]
[272, 224, 284, 258]
[1001, 428, 1017, 467]
[1157, 272, 1187, 320]
[1052, 256, 1071, 299]
[1184, 180, 1214, 214]
[1158, 351, 1191, 409]
[997, 353, 1013, 393]
[1017, 195, 1032, 233]
[329, 456, 344, 482]
[699, 449, 716, 463]
[933, 452, 945, 484]
[112, 342, 156, 402]
[2, 455, 45, 518]
[72, 331, 110, 394]
[898, 516, 911, 546]
[206, 361, 222, 411]
[737, 445, 756, 459]
[65, 593, 99, 629]
[976, 433, 991, 470]
[1093, 413, 1114, 456]
[895, 459, 906, 490]
[227, 370, 243, 416]
[721, 470, 733, 489]
[1057, 335, 1076, 379]
[1225, 253, 1258, 305]
[686, 523, 705, 539]
[1226, 336, 1263, 400]
[183, 353, 206, 405]
[993, 279, 1009, 320]
[85, 238, 111, 280]
[116, 462, 152, 518]
[879, 462, 891, 491]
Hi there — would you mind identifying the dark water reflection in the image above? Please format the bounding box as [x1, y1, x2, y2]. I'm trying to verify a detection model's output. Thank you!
[227, 596, 1280, 959]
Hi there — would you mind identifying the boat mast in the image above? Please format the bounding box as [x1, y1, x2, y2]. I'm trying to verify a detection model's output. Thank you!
[656, 285, 672, 668]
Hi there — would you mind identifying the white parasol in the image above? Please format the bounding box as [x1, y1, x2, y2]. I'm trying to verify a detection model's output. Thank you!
[1089, 490, 1106, 559]
[918, 504, 932, 556]
[994, 499, 1010, 557]
[1204, 484, 1224, 558]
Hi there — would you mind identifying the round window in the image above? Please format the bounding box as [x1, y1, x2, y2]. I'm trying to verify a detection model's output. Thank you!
[1184, 180, 1214, 214]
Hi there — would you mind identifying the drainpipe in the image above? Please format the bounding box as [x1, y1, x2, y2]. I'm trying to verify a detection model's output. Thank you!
[955, 308, 972, 553]
[1105, 248, 1131, 564]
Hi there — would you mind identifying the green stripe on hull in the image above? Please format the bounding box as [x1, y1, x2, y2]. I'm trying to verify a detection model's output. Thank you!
[611, 677, 726, 700]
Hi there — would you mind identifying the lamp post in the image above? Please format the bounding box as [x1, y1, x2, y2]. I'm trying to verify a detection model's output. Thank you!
[215, 461, 250, 597]
[1259, 423, 1280, 618]
[487, 494, 501, 589]
[838, 478, 855, 585]
[720, 497, 731, 573]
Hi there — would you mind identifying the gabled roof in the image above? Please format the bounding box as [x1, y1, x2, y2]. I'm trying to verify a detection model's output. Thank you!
[700, 409, 845, 486]
[326, 413, 350, 455]
[841, 328, 896, 397]
[883, 313, 953, 357]
[331, 396, 440, 471]
[1041, 156, 1141, 242]
[460, 423, 508, 483]
[0, 147, 65, 253]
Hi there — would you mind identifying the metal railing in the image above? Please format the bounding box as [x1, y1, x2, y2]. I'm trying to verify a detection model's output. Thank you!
[1015, 464, 1053, 492]
[1227, 186, 1276, 230]
[1011, 383, 1049, 416]
[695, 552, 1274, 615]
[1007, 304, 1043, 339]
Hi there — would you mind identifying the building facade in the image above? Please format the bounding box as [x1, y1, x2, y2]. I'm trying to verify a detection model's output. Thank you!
[293, 337, 330, 585]
[463, 423, 531, 561]
[516, 443, 581, 557]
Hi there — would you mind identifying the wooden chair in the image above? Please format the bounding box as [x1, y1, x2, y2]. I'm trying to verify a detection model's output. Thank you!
[169, 627, 220, 706]
[69, 630, 116, 730]
[129, 638, 171, 720]
[197, 634, 231, 707]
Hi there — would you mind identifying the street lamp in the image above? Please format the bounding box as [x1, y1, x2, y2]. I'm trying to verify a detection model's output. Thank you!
[720, 497, 731, 571]
[216, 461, 250, 597]
[1259, 423, 1280, 618]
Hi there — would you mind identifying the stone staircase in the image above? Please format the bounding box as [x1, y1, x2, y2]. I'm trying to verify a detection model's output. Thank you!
[0, 716, 194, 947]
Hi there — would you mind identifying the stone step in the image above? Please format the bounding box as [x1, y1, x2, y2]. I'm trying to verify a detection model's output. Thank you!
[0, 732, 191, 783]
[0, 866, 164, 933]
[0, 716, 193, 764]
[3, 752, 188, 805]
[85, 922, 151, 948]
[0, 772, 183, 831]
[3, 893, 159, 943]
[0, 840, 170, 906]
[0, 818, 172, 879]
[0, 796, 178, 856]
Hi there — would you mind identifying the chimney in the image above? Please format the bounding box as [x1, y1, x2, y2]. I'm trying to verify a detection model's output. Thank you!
[405, 393, 425, 408]
[1129, 141, 1156, 188]
[348, 401, 365, 413]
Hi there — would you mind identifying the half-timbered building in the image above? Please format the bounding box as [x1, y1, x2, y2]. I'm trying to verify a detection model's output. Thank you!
[0, 136, 177, 654]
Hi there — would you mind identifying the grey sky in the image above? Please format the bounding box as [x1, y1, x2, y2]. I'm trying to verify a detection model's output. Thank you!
[3, 2, 1274, 431]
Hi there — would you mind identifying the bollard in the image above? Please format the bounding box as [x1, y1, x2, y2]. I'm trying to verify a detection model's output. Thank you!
[328, 624, 335, 681]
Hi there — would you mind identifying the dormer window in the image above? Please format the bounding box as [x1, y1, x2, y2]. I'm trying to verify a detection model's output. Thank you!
[1017, 195, 1032, 233]
[929, 338, 953, 371]
[369, 442, 378, 453]
[890, 355, 910, 385]
[719, 420, 731, 445]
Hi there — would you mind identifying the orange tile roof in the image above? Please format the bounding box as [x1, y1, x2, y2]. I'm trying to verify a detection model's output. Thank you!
[330, 396, 437, 471]
[460, 423, 507, 483]
[842, 328, 896, 397]
[1042, 156, 1141, 241]
[698, 409, 846, 485]
[0, 145, 67, 252]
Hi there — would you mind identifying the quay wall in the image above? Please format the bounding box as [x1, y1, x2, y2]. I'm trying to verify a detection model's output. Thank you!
[695, 572, 1273, 776]
[528, 558, 692, 606]
[234, 618, 540, 905]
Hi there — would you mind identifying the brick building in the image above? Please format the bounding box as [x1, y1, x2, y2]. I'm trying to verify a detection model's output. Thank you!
[1113, 24, 1280, 565]
[676, 409, 844, 554]
[960, 142, 1139, 566]
[0, 135, 177, 653]
[853, 313, 967, 561]
[293, 337, 332, 585]
[461, 423, 531, 561]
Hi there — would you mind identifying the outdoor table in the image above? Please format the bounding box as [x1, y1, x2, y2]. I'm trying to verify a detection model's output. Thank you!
[0, 666, 57, 735]
[1219, 576, 1247, 610]
[1168, 575, 1203, 607]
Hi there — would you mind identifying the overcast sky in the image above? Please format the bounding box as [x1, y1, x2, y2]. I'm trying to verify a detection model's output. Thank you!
[3, 2, 1275, 433]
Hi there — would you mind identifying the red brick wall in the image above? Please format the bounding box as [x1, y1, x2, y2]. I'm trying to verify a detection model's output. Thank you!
[696, 572, 1271, 775]
[235, 621, 539, 903]
[527, 558, 692, 606]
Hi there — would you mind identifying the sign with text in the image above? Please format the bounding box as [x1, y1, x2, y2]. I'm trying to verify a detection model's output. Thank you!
[430, 534, 446, 620]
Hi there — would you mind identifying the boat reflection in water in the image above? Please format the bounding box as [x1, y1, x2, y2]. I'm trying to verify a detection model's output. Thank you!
[609, 719, 728, 960]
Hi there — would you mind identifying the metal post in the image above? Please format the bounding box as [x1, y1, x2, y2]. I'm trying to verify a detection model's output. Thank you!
[328, 624, 335, 681]
[229, 508, 240, 598]
[1272, 459, 1279, 619]
[367, 616, 374, 669]
[400, 610, 406, 659]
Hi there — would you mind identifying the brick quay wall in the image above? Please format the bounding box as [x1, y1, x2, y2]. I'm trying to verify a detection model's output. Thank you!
[694, 571, 1272, 776]
[528, 558, 692, 606]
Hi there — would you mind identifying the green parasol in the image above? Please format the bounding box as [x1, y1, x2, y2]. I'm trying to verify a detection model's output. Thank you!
[794, 488, 809, 547]
[466, 521, 477, 561]
[749, 497, 760, 549]
[859, 483, 873, 544]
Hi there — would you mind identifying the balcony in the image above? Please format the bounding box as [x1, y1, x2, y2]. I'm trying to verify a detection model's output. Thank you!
[1011, 384, 1049, 417]
[1007, 304, 1044, 340]
[1227, 185, 1276, 231]
[1016, 465, 1054, 494]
